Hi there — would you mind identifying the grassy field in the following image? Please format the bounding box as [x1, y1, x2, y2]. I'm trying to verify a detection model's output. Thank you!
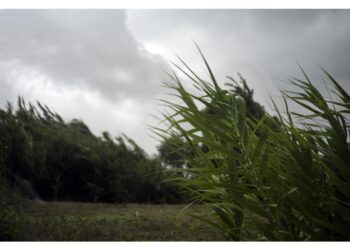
[15, 201, 225, 241]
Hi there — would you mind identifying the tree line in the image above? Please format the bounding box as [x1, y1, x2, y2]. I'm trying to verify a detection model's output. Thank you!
[0, 97, 183, 204]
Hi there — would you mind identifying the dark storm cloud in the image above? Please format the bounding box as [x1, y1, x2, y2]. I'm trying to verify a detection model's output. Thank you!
[1, 9, 349, 154]
[0, 10, 167, 102]
[0, 63, 14, 104]
[0, 10, 171, 154]
[127, 10, 350, 109]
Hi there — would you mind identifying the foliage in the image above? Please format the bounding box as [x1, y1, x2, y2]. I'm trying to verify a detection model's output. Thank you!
[0, 179, 23, 241]
[157, 133, 194, 169]
[225, 73, 265, 121]
[157, 73, 266, 169]
[0, 198, 20, 240]
[158, 47, 350, 240]
[0, 98, 183, 204]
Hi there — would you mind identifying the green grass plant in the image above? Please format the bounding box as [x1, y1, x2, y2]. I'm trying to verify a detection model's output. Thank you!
[158, 47, 350, 240]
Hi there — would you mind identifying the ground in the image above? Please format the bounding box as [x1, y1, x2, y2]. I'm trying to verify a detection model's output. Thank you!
[16, 201, 226, 241]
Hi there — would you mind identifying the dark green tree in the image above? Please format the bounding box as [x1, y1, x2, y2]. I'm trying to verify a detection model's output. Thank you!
[158, 74, 266, 169]
[0, 97, 185, 204]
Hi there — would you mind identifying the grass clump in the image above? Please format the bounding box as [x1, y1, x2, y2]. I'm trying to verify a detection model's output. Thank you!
[158, 47, 350, 241]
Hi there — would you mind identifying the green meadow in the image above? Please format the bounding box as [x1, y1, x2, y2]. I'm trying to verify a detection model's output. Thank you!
[14, 201, 224, 241]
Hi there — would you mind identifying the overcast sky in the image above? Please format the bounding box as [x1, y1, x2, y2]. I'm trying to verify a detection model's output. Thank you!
[1, 9, 349, 155]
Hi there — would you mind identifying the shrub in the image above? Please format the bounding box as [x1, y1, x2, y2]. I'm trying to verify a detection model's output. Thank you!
[0, 182, 23, 241]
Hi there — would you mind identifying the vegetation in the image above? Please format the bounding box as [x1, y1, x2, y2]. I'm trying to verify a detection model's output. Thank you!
[0, 183, 22, 240]
[157, 73, 267, 170]
[0, 98, 188, 240]
[0, 98, 183, 206]
[10, 201, 224, 241]
[158, 47, 350, 241]
[1, 46, 349, 241]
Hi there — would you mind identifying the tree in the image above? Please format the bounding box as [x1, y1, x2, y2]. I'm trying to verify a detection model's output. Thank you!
[0, 97, 186, 204]
[157, 73, 266, 169]
[157, 133, 194, 169]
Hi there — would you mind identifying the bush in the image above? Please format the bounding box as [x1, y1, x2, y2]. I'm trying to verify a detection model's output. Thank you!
[0, 182, 23, 241]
